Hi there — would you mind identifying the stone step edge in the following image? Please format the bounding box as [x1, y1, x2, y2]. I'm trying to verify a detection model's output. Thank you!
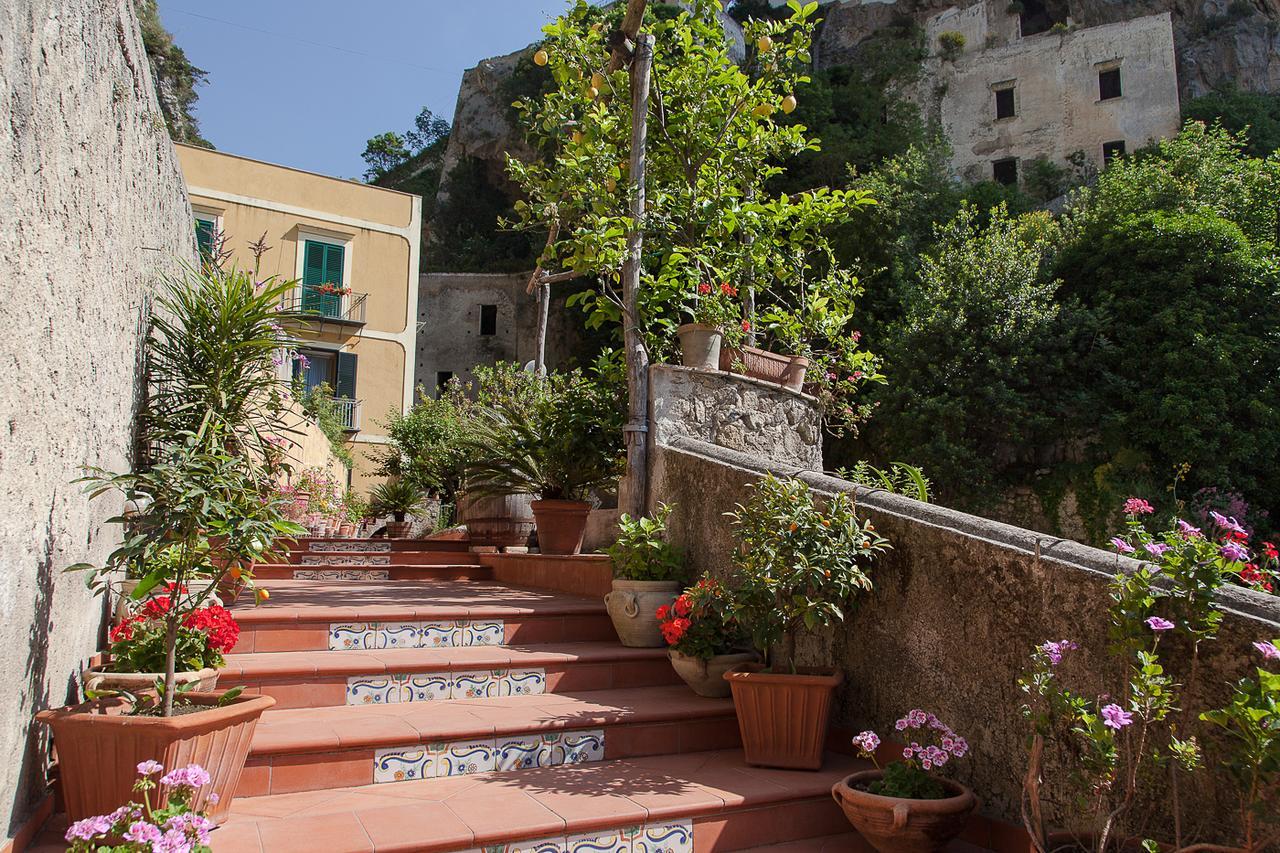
[232, 604, 607, 626]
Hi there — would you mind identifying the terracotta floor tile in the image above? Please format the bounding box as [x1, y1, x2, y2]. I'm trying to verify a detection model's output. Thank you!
[252, 721, 342, 754]
[605, 722, 682, 758]
[231, 789, 346, 819]
[330, 715, 421, 749]
[267, 750, 373, 795]
[236, 760, 272, 798]
[355, 801, 474, 852]
[207, 819, 263, 852]
[254, 809, 374, 853]
[527, 786, 649, 835]
[445, 789, 564, 846]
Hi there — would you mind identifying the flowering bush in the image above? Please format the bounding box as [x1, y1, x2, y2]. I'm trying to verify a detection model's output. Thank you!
[726, 475, 889, 668]
[656, 577, 745, 660]
[109, 586, 239, 674]
[851, 710, 969, 800]
[65, 761, 214, 852]
[683, 279, 743, 337]
[315, 282, 352, 297]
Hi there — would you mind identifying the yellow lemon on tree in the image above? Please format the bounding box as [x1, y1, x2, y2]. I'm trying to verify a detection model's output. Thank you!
[571, 130, 584, 144]
[591, 72, 607, 91]
[256, 587, 270, 602]
[781, 94, 797, 114]
[587, 86, 600, 100]
[752, 103, 774, 117]
[533, 49, 549, 67]
[757, 34, 773, 52]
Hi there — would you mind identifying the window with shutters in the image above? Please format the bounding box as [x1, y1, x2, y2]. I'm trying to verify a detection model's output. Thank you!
[479, 305, 498, 336]
[194, 214, 217, 259]
[301, 238, 347, 317]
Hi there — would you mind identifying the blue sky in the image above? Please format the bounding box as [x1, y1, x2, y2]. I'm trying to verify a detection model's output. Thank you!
[157, 1, 576, 179]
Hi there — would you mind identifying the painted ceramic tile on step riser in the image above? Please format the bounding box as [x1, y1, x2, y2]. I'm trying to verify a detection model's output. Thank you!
[474, 820, 693, 853]
[372, 730, 606, 783]
[345, 669, 546, 704]
[293, 569, 391, 580]
[308, 541, 391, 552]
[328, 620, 505, 651]
[300, 554, 392, 565]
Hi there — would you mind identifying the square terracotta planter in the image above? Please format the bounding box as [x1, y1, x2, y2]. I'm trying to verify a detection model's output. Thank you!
[724, 663, 842, 770]
[719, 345, 810, 391]
[36, 691, 274, 825]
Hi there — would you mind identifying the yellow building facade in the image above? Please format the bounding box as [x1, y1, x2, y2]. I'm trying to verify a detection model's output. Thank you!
[175, 144, 422, 492]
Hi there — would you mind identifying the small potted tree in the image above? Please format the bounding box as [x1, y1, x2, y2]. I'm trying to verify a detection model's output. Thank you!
[723, 474, 889, 769]
[659, 576, 755, 698]
[370, 478, 425, 538]
[464, 368, 625, 555]
[677, 278, 742, 370]
[832, 713, 977, 853]
[603, 503, 685, 647]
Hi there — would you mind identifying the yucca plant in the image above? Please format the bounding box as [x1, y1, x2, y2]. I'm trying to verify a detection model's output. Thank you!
[369, 478, 427, 522]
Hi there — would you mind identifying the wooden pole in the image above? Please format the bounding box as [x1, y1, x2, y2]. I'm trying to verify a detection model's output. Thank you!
[535, 281, 550, 374]
[620, 32, 653, 518]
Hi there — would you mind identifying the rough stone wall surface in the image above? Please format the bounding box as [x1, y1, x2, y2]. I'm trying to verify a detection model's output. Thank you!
[650, 438, 1280, 839]
[648, 365, 823, 471]
[0, 0, 194, 840]
[415, 273, 586, 394]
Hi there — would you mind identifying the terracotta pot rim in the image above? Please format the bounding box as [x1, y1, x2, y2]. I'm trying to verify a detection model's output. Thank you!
[725, 344, 809, 366]
[676, 323, 722, 334]
[723, 662, 844, 687]
[530, 499, 592, 511]
[669, 649, 758, 664]
[85, 664, 218, 680]
[832, 769, 976, 810]
[611, 578, 682, 590]
[36, 691, 275, 732]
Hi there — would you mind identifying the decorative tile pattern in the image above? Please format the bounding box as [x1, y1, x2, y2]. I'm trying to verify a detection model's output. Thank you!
[634, 821, 693, 853]
[451, 670, 500, 700]
[500, 838, 566, 853]
[466, 620, 505, 646]
[567, 829, 629, 853]
[377, 621, 421, 649]
[329, 623, 376, 651]
[500, 669, 546, 697]
[346, 675, 400, 705]
[421, 621, 457, 647]
[300, 554, 391, 566]
[373, 745, 435, 783]
[542, 730, 605, 765]
[402, 673, 451, 703]
[493, 735, 545, 772]
[293, 569, 390, 580]
[309, 541, 391, 553]
[437, 739, 496, 777]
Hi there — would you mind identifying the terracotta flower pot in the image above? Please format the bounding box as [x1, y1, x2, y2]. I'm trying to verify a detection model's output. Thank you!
[531, 499, 592, 555]
[385, 520, 413, 539]
[669, 649, 758, 698]
[36, 691, 274, 825]
[605, 579, 680, 647]
[82, 665, 220, 695]
[338, 522, 355, 537]
[831, 770, 977, 853]
[720, 345, 810, 391]
[677, 323, 723, 370]
[723, 663, 842, 770]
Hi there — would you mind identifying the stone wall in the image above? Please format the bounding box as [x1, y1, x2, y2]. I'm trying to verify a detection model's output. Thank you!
[646, 374, 1280, 840]
[0, 0, 194, 842]
[415, 272, 589, 394]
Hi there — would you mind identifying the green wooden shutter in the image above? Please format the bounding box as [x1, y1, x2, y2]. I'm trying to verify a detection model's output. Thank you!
[335, 352, 358, 401]
[302, 240, 344, 316]
[302, 241, 327, 284]
[323, 243, 345, 285]
[195, 218, 215, 258]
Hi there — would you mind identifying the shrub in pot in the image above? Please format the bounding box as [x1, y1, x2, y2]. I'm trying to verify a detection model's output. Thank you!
[370, 477, 426, 538]
[45, 267, 303, 823]
[723, 474, 890, 769]
[676, 278, 742, 370]
[659, 576, 755, 698]
[603, 503, 685, 647]
[831, 714, 977, 853]
[463, 367, 624, 555]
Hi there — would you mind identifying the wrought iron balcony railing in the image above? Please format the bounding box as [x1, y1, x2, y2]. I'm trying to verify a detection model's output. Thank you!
[279, 284, 367, 325]
[333, 397, 361, 432]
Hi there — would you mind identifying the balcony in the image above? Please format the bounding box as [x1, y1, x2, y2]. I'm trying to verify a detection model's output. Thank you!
[278, 284, 367, 327]
[333, 397, 361, 432]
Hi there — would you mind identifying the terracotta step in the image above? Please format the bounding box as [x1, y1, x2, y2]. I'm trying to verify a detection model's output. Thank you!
[211, 749, 869, 853]
[742, 836, 992, 852]
[253, 564, 492, 582]
[218, 643, 680, 709]
[291, 538, 469, 554]
[239, 686, 740, 797]
[229, 579, 614, 653]
[285, 550, 478, 566]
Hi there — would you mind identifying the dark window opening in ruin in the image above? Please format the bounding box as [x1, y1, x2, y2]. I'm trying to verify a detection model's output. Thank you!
[1099, 68, 1122, 100]
[479, 304, 497, 336]
[436, 371, 453, 397]
[1018, 0, 1058, 37]
[1102, 140, 1126, 166]
[993, 158, 1019, 186]
[995, 87, 1016, 119]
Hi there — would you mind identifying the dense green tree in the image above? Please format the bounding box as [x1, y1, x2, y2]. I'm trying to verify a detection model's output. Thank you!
[1183, 87, 1280, 159]
[134, 0, 211, 147]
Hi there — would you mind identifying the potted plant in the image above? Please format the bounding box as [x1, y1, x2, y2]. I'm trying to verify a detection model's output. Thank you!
[339, 489, 367, 538]
[722, 474, 890, 769]
[39, 267, 303, 825]
[463, 367, 625, 555]
[88, 585, 238, 694]
[603, 503, 685, 647]
[832, 713, 977, 853]
[678, 279, 742, 370]
[62, 760, 219, 851]
[660, 577, 756, 698]
[369, 477, 426, 538]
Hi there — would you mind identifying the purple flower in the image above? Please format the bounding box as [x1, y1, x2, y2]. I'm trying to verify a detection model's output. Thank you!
[160, 764, 211, 790]
[124, 821, 163, 844]
[1211, 511, 1247, 534]
[1124, 498, 1154, 516]
[1041, 639, 1078, 666]
[1220, 542, 1249, 563]
[1101, 703, 1133, 730]
[65, 815, 113, 842]
[137, 759, 163, 776]
[851, 730, 880, 754]
[902, 747, 914, 760]
[1146, 617, 1175, 632]
[1177, 519, 1202, 538]
[292, 352, 310, 369]
[1144, 542, 1170, 557]
[1110, 537, 1135, 554]
[1254, 641, 1280, 661]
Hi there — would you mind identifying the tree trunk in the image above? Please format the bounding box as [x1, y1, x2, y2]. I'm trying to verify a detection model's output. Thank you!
[162, 611, 178, 717]
[535, 282, 550, 374]
[620, 33, 654, 519]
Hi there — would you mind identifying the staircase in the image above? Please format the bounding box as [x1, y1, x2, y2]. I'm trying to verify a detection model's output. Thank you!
[211, 537, 870, 852]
